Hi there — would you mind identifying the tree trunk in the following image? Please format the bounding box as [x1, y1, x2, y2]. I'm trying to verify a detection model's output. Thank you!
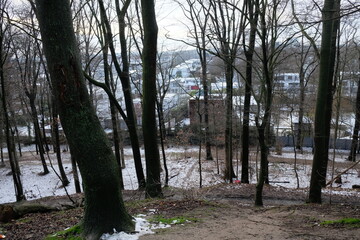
[296, 66, 306, 151]
[12, 122, 22, 157]
[224, 58, 236, 182]
[241, 51, 252, 184]
[309, 0, 340, 204]
[108, 64, 125, 189]
[241, 0, 259, 184]
[0, 22, 25, 200]
[255, 126, 267, 206]
[254, 0, 274, 205]
[348, 66, 360, 162]
[0, 147, 4, 167]
[71, 154, 82, 194]
[157, 98, 167, 143]
[99, 21, 125, 189]
[141, 0, 163, 198]
[40, 93, 50, 152]
[0, 117, 4, 166]
[52, 98, 69, 186]
[35, 1, 134, 238]
[98, 0, 146, 189]
[1, 98, 25, 202]
[157, 102, 169, 187]
[201, 41, 213, 161]
[110, 103, 124, 189]
[29, 97, 49, 174]
[197, 101, 203, 188]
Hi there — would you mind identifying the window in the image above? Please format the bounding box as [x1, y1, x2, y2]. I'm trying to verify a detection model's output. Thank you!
[275, 75, 284, 81]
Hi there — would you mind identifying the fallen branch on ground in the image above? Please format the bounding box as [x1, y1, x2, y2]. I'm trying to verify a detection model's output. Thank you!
[326, 159, 360, 187]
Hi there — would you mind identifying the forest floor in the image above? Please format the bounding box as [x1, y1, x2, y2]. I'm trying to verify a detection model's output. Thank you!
[1, 183, 360, 240]
[1, 147, 360, 239]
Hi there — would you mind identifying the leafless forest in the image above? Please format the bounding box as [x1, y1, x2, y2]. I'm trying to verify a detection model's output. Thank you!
[1, 0, 360, 239]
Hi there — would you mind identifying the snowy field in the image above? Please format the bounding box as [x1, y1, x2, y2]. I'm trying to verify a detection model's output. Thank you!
[1, 145, 360, 204]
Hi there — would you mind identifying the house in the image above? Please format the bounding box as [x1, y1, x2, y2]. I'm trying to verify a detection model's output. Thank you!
[188, 96, 227, 135]
[274, 73, 300, 93]
[170, 59, 201, 78]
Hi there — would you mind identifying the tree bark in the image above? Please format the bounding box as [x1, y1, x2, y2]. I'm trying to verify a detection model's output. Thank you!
[29, 96, 49, 174]
[309, 0, 340, 204]
[348, 62, 360, 162]
[297, 64, 306, 151]
[157, 101, 169, 187]
[141, 0, 163, 198]
[52, 98, 69, 186]
[254, 0, 274, 206]
[241, 0, 259, 184]
[224, 59, 236, 182]
[199, 27, 213, 161]
[70, 154, 81, 194]
[35, 1, 134, 238]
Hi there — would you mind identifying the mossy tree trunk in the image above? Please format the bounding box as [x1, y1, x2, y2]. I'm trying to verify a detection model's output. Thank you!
[35, 1, 134, 238]
[309, 0, 340, 204]
[141, 0, 163, 198]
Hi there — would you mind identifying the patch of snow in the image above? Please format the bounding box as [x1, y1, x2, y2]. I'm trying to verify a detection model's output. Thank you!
[100, 217, 170, 240]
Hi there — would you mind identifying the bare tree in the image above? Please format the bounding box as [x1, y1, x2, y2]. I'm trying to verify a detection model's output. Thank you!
[142, 0, 163, 198]
[156, 50, 179, 187]
[0, 0, 25, 201]
[207, 0, 245, 182]
[180, 0, 214, 160]
[253, 0, 293, 206]
[241, 0, 259, 184]
[95, 0, 146, 188]
[11, 8, 49, 175]
[348, 54, 360, 162]
[291, 0, 320, 152]
[309, 0, 341, 204]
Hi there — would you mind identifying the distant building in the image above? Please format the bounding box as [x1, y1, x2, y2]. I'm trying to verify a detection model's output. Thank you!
[274, 73, 300, 93]
[340, 72, 360, 97]
[168, 78, 200, 94]
[170, 59, 201, 78]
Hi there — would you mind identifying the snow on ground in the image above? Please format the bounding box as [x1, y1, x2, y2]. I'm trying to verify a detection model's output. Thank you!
[100, 216, 170, 240]
[1, 146, 360, 204]
[270, 147, 360, 189]
[276, 147, 352, 162]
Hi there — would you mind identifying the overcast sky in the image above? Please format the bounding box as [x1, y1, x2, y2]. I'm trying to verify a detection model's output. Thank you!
[11, 0, 190, 50]
[156, 0, 190, 50]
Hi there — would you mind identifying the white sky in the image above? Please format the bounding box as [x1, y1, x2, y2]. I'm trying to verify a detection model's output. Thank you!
[11, 0, 190, 51]
[156, 0, 190, 50]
